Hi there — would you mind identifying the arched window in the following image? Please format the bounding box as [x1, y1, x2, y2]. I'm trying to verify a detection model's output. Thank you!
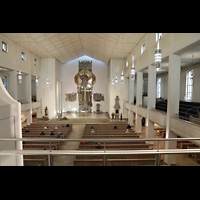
[185, 70, 194, 101]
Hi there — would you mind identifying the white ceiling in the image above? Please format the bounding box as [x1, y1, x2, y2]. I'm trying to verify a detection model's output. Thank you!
[2, 33, 146, 64]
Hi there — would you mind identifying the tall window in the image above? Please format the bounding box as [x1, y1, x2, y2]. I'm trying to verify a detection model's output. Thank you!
[34, 58, 37, 66]
[156, 33, 162, 42]
[2, 41, 7, 52]
[21, 52, 26, 61]
[157, 77, 161, 98]
[185, 70, 194, 101]
[141, 43, 145, 55]
[2, 76, 7, 90]
[126, 60, 128, 67]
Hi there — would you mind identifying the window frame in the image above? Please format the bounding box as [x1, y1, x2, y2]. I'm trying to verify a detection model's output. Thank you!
[185, 69, 194, 101]
[157, 77, 161, 98]
[21, 52, 26, 61]
[2, 41, 8, 52]
[141, 43, 145, 55]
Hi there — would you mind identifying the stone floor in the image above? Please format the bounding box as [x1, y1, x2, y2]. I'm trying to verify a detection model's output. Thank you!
[36, 113, 200, 166]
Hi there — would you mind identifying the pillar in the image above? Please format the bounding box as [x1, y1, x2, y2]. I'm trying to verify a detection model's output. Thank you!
[146, 65, 156, 138]
[9, 70, 17, 100]
[164, 54, 181, 165]
[135, 71, 143, 133]
[128, 110, 133, 126]
[129, 75, 134, 104]
[26, 74, 32, 125]
[123, 107, 128, 119]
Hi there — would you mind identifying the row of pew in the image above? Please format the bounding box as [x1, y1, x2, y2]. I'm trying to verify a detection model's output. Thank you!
[22, 122, 72, 166]
[176, 136, 200, 164]
[74, 123, 165, 166]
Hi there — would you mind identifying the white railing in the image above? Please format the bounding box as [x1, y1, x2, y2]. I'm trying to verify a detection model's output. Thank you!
[1, 137, 200, 166]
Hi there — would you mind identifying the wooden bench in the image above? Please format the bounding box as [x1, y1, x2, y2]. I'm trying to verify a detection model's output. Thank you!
[74, 158, 159, 166]
[22, 132, 69, 139]
[75, 153, 155, 160]
[24, 158, 48, 166]
[73, 122, 159, 166]
[23, 143, 59, 150]
[177, 141, 197, 149]
[78, 143, 150, 150]
[83, 130, 135, 134]
[187, 146, 200, 162]
[82, 134, 140, 138]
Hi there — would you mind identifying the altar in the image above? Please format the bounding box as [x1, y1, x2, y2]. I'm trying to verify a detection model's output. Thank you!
[80, 110, 88, 116]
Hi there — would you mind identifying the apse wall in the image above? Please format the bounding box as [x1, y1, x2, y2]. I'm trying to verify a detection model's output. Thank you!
[61, 56, 109, 113]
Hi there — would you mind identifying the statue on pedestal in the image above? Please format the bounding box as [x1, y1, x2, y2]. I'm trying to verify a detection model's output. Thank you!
[45, 106, 48, 117]
[114, 96, 120, 119]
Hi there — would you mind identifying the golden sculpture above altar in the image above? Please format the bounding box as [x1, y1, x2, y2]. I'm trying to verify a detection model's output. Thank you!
[74, 61, 96, 112]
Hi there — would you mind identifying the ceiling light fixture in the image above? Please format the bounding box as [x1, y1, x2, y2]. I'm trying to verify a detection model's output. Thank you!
[155, 33, 162, 71]
[18, 33, 22, 83]
[131, 54, 135, 80]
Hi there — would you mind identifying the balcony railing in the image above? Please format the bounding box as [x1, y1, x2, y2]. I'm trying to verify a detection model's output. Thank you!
[1, 137, 200, 166]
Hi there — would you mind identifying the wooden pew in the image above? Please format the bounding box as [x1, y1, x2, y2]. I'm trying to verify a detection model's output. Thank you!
[23, 143, 58, 150]
[74, 123, 160, 166]
[82, 134, 140, 139]
[74, 157, 158, 166]
[22, 122, 72, 166]
[187, 146, 200, 162]
[78, 143, 150, 150]
[177, 141, 197, 149]
[23, 155, 48, 166]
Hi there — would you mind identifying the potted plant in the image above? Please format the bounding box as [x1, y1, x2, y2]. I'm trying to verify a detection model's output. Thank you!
[111, 112, 115, 119]
[62, 116, 68, 120]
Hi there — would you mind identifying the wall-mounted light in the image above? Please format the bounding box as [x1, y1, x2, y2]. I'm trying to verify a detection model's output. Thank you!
[46, 78, 49, 86]
[35, 76, 39, 85]
[18, 71, 22, 84]
[115, 76, 118, 86]
[131, 65, 135, 80]
[111, 79, 114, 86]
[121, 71, 124, 84]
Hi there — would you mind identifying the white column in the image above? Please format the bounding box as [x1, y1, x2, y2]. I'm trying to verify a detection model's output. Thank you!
[26, 74, 32, 125]
[165, 54, 181, 165]
[123, 107, 128, 119]
[135, 71, 143, 133]
[9, 70, 18, 100]
[36, 73, 42, 118]
[129, 75, 134, 104]
[128, 75, 134, 126]
[146, 65, 156, 138]
[136, 72, 143, 106]
[129, 110, 134, 126]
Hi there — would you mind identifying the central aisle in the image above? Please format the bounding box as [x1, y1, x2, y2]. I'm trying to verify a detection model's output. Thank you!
[52, 113, 128, 166]
[53, 124, 85, 166]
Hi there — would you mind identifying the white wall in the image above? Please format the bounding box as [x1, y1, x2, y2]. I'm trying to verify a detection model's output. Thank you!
[157, 63, 200, 102]
[180, 63, 200, 102]
[125, 33, 200, 73]
[61, 55, 109, 113]
[0, 34, 41, 77]
[40, 58, 62, 119]
[109, 58, 125, 116]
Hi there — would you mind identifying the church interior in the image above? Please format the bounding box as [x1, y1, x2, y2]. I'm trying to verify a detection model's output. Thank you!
[1, 33, 200, 166]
